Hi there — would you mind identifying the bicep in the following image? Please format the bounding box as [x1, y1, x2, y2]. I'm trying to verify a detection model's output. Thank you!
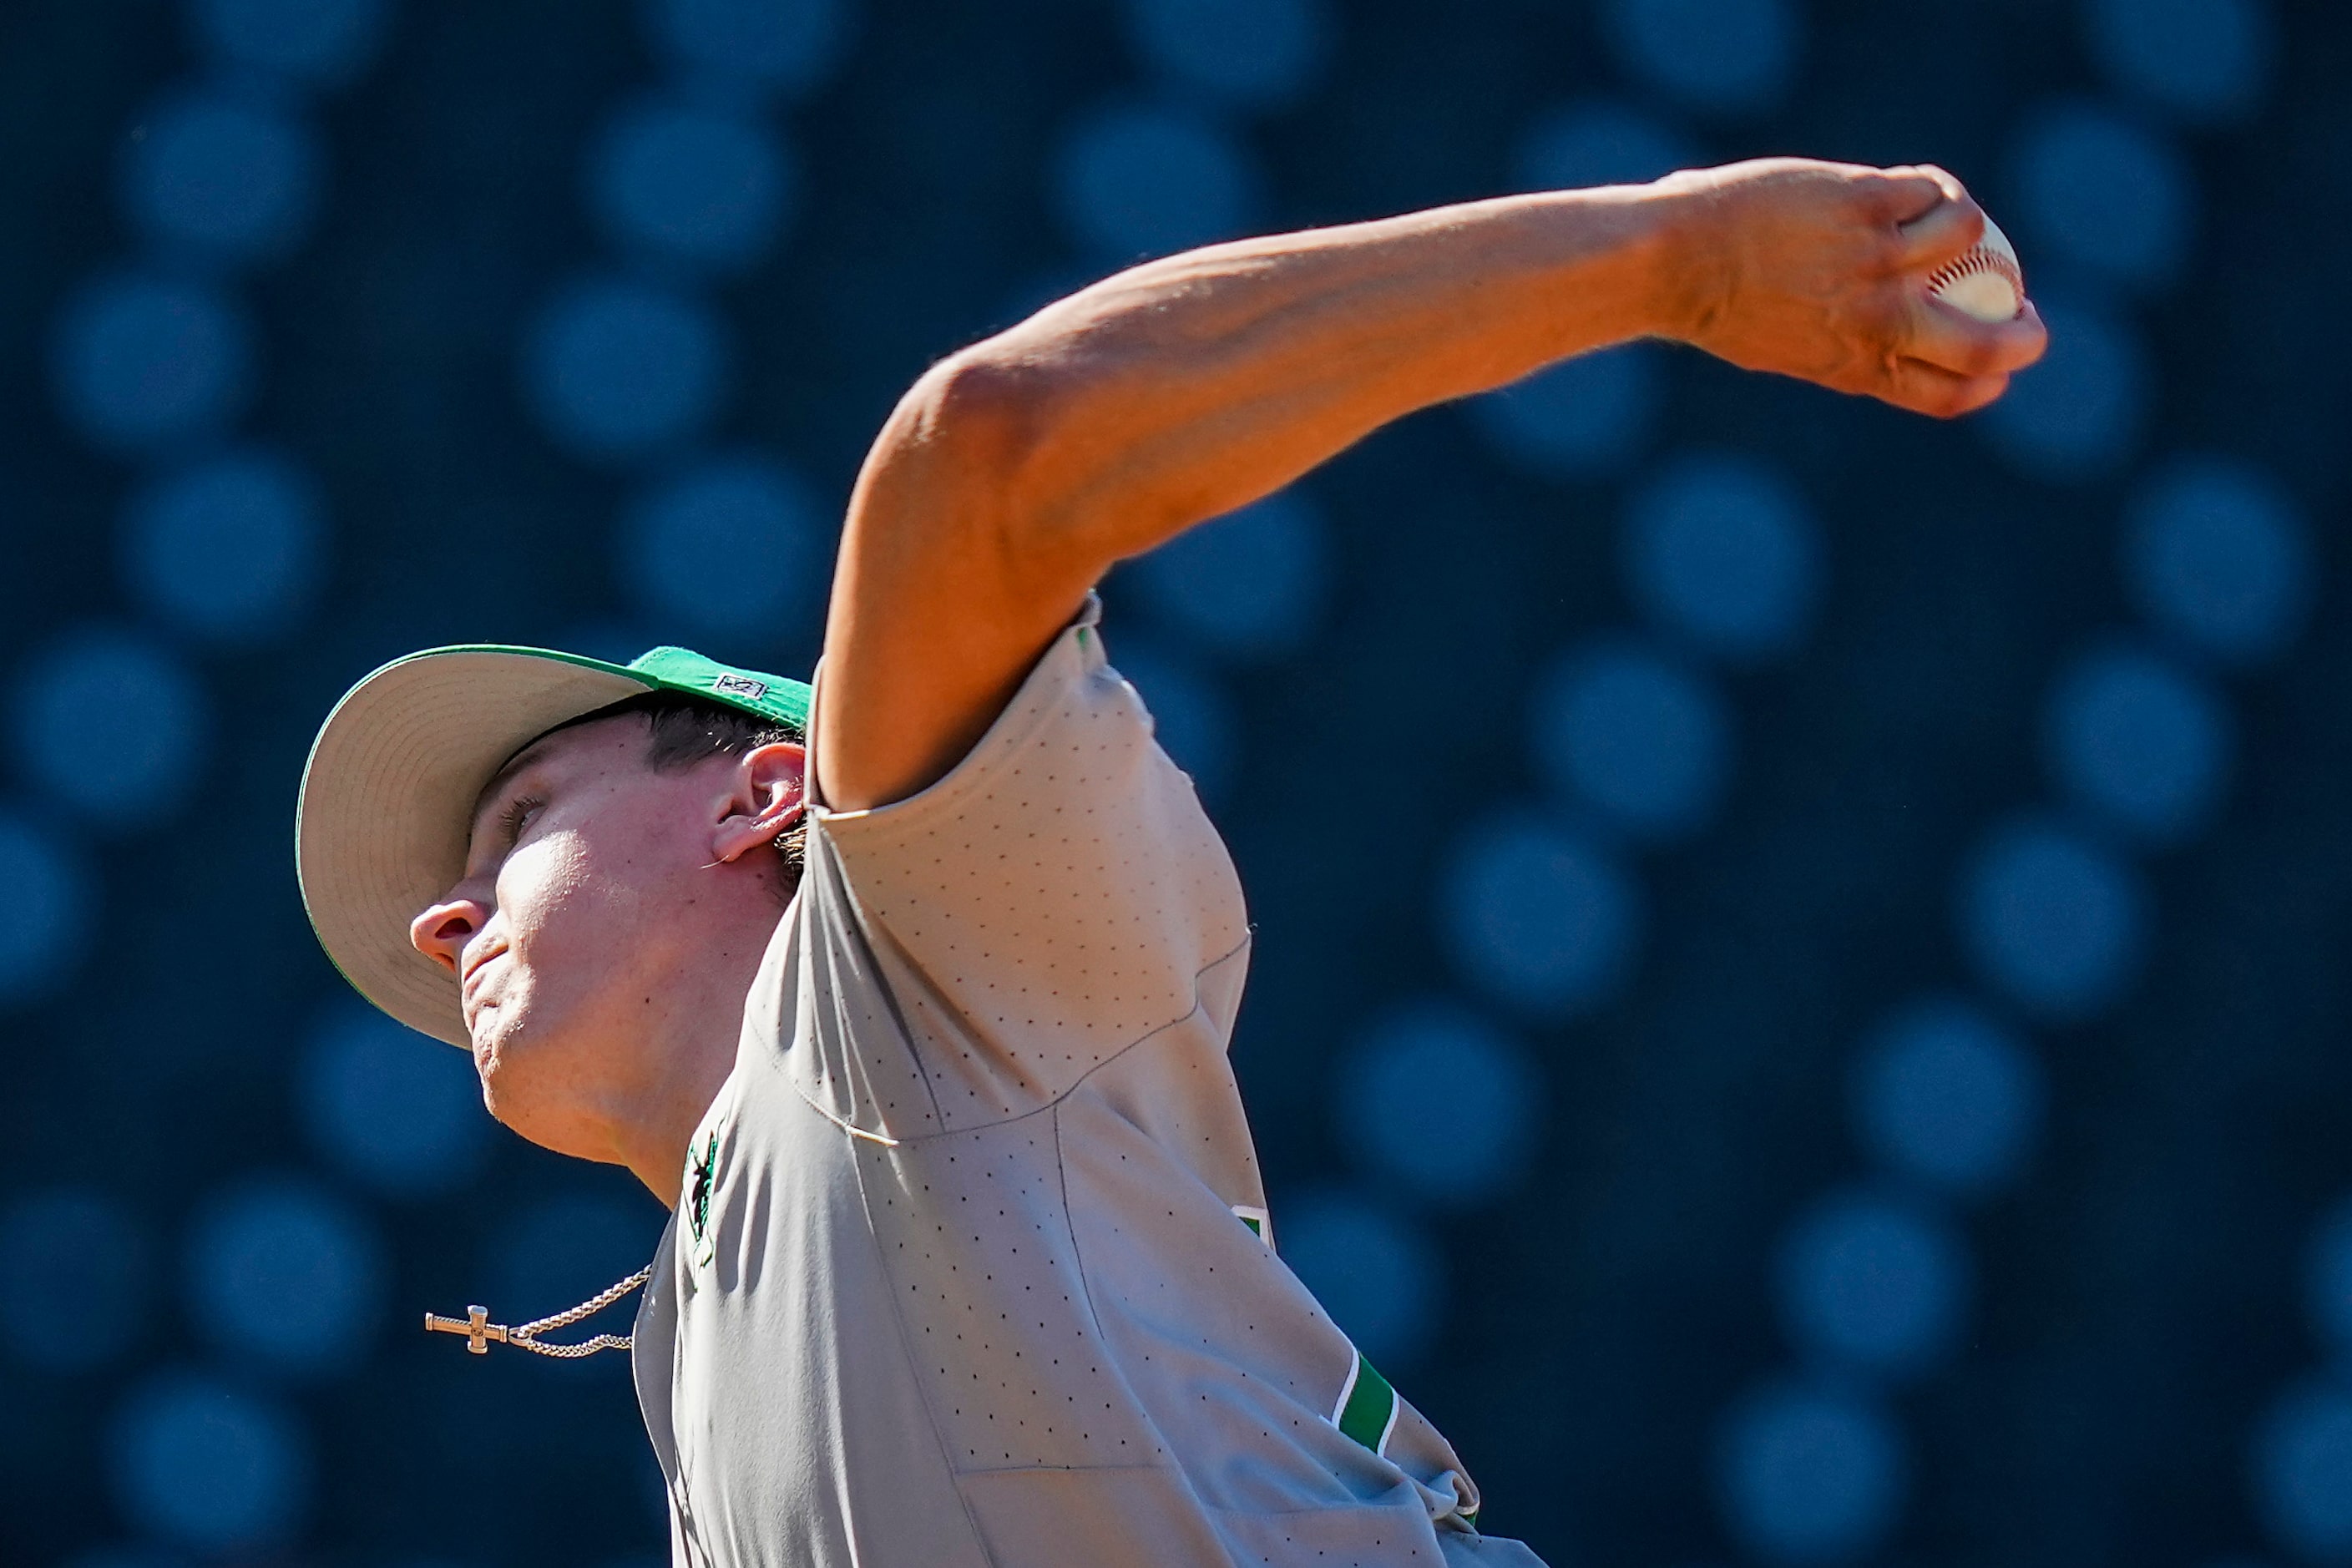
[813, 354, 1105, 813]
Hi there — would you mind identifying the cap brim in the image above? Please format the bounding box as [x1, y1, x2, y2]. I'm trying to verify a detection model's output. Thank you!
[296, 646, 657, 1047]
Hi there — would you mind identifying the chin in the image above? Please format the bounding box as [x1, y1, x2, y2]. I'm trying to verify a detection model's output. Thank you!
[472, 1011, 620, 1164]
[470, 1013, 555, 1131]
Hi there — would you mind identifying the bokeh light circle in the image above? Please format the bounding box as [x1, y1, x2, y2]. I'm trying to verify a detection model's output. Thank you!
[1050, 101, 1262, 260]
[589, 96, 791, 272]
[1979, 292, 2148, 482]
[1849, 999, 2043, 1199]
[2124, 454, 2311, 666]
[2043, 641, 2229, 844]
[1277, 1188, 1443, 1369]
[185, 1176, 387, 1377]
[1514, 99, 1701, 192]
[1126, 491, 1328, 660]
[111, 1371, 310, 1551]
[620, 454, 825, 640]
[1601, 0, 1802, 115]
[1717, 1379, 1905, 1564]
[1624, 451, 1822, 662]
[1958, 816, 2147, 1022]
[122, 89, 322, 266]
[1775, 1190, 1971, 1379]
[524, 276, 729, 462]
[1530, 636, 1730, 842]
[299, 1004, 490, 1200]
[0, 1186, 146, 1371]
[2011, 99, 2193, 291]
[1439, 811, 1642, 1019]
[0, 808, 93, 1006]
[189, 0, 390, 88]
[2084, 0, 2275, 124]
[1335, 999, 1542, 1206]
[54, 272, 254, 453]
[122, 450, 324, 644]
[1474, 345, 1663, 479]
[1120, 0, 1328, 109]
[2253, 1379, 2352, 1562]
[12, 625, 210, 824]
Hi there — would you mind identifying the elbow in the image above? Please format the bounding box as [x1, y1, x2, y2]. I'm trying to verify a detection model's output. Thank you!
[873, 332, 1139, 577]
[902, 345, 1075, 499]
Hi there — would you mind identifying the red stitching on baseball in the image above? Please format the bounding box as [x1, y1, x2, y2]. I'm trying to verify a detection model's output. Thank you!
[1926, 245, 2023, 298]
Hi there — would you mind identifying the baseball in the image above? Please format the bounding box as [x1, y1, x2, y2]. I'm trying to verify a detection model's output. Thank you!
[1925, 213, 2026, 323]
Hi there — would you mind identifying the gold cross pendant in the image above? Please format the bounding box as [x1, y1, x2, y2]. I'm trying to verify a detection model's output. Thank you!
[425, 1305, 510, 1354]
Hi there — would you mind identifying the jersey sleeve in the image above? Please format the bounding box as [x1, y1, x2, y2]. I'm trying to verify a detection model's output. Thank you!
[774, 596, 1252, 1138]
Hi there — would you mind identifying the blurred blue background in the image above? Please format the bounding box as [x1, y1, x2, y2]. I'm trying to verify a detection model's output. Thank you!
[0, 0, 2346, 1564]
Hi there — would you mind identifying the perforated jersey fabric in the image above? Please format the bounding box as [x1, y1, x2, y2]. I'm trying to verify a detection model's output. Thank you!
[630, 599, 1545, 1567]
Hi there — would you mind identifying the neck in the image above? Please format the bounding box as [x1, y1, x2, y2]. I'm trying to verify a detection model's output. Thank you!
[603, 918, 773, 1206]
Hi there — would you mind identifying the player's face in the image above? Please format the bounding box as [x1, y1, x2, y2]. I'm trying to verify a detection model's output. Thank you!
[408, 718, 762, 1161]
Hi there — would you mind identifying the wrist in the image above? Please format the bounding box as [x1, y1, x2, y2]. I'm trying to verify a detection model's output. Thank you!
[1635, 169, 1732, 344]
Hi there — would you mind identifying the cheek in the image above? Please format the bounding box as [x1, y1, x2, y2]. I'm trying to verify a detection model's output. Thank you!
[494, 835, 604, 969]
[495, 822, 674, 983]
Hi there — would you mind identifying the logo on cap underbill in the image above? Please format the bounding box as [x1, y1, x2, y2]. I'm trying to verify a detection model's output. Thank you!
[711, 673, 768, 701]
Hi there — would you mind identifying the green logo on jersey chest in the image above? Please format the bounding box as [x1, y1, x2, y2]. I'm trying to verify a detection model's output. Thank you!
[686, 1130, 719, 1269]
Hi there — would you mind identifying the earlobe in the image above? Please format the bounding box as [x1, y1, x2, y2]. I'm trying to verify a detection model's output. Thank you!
[717, 801, 806, 860]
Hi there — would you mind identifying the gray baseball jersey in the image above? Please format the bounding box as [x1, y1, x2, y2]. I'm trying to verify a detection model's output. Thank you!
[630, 599, 1545, 1566]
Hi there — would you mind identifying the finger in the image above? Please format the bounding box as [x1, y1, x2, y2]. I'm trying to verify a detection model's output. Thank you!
[1861, 163, 1962, 228]
[2013, 296, 2048, 346]
[1899, 288, 2050, 377]
[1874, 356, 2010, 421]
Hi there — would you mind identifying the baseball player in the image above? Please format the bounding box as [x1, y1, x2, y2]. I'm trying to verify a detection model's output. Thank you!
[296, 158, 2043, 1565]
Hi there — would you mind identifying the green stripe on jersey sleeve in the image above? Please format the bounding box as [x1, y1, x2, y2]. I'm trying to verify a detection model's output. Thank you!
[1332, 1349, 1400, 1457]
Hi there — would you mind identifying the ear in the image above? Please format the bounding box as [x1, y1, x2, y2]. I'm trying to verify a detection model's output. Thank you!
[710, 741, 809, 865]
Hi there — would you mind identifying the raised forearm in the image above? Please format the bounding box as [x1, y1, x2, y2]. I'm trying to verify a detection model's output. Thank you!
[960, 183, 1688, 568]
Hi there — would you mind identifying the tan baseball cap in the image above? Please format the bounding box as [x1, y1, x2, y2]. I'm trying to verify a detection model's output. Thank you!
[296, 643, 812, 1047]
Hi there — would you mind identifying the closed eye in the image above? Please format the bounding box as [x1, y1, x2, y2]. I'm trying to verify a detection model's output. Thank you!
[496, 794, 545, 852]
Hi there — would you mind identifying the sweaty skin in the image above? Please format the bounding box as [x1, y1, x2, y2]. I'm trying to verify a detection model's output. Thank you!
[410, 158, 2046, 1194]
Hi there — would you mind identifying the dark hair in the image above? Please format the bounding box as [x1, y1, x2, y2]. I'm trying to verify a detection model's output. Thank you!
[549, 690, 809, 883]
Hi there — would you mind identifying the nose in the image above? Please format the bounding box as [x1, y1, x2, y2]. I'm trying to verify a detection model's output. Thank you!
[410, 893, 488, 975]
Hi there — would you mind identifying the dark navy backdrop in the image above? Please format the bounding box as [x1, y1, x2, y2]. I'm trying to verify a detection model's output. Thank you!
[2, 2, 2348, 1566]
